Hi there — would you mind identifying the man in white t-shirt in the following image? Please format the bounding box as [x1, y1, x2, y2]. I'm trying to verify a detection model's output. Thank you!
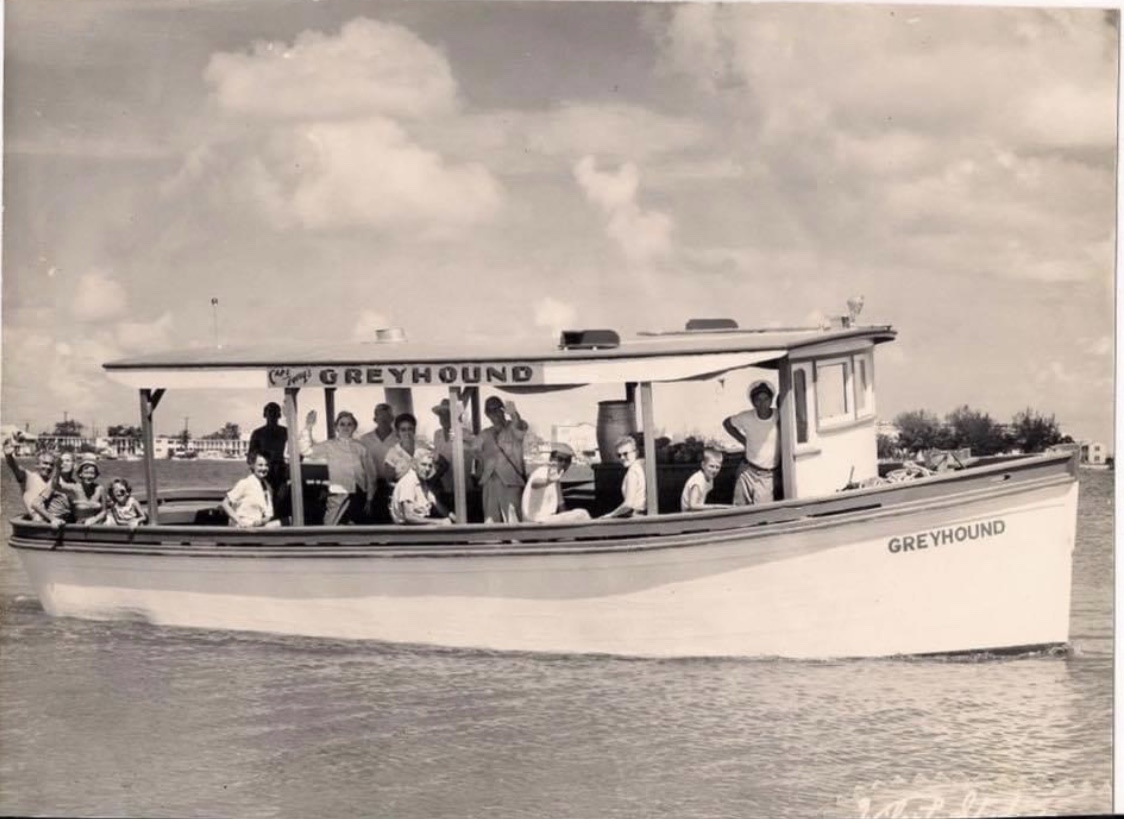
[522, 443, 592, 524]
[3, 441, 56, 518]
[723, 380, 780, 505]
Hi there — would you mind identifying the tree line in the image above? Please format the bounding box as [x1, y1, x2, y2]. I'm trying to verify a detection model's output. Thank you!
[881, 406, 1071, 459]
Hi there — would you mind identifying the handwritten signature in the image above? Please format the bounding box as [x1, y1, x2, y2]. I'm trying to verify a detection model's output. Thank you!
[856, 788, 1045, 818]
[268, 367, 312, 388]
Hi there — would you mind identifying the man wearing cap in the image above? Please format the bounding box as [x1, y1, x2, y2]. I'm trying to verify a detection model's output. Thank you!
[521, 443, 592, 524]
[723, 379, 781, 505]
[473, 396, 528, 523]
[249, 402, 289, 496]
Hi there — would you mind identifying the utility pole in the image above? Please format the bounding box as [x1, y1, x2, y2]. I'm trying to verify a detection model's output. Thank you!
[211, 297, 221, 348]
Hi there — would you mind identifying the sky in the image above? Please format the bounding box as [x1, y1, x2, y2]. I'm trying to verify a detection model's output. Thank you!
[1, 0, 1117, 448]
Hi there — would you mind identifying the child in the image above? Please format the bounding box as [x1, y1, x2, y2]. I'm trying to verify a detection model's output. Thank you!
[680, 448, 730, 512]
[106, 478, 147, 528]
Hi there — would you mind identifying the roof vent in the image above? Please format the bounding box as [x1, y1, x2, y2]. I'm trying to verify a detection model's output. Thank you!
[374, 328, 407, 343]
[559, 329, 620, 350]
[685, 318, 739, 331]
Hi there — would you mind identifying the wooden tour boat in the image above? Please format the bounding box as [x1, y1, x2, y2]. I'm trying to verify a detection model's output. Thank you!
[7, 314, 1078, 659]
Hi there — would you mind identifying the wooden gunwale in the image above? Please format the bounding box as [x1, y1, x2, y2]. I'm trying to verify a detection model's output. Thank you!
[9, 456, 1074, 558]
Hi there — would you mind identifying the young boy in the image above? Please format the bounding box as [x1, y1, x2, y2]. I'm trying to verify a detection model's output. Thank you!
[680, 448, 730, 512]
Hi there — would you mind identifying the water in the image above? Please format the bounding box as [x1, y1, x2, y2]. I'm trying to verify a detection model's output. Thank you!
[0, 462, 1112, 817]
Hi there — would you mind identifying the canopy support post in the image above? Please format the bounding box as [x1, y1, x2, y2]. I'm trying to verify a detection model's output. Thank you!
[283, 388, 305, 526]
[467, 387, 481, 435]
[138, 389, 163, 525]
[324, 388, 337, 439]
[449, 387, 468, 524]
[638, 382, 659, 517]
[777, 363, 794, 502]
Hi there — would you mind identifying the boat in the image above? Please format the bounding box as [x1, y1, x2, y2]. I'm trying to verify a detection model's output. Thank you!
[6, 313, 1078, 659]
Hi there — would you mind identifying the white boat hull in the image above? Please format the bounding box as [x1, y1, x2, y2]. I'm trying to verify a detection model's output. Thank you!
[12, 477, 1077, 659]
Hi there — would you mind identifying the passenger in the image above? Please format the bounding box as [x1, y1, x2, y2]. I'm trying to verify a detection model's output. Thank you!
[723, 380, 780, 505]
[248, 402, 289, 495]
[301, 410, 378, 525]
[29, 460, 73, 529]
[601, 434, 646, 518]
[3, 439, 56, 517]
[390, 447, 454, 525]
[432, 397, 476, 505]
[522, 443, 592, 524]
[680, 448, 730, 512]
[358, 403, 398, 523]
[71, 456, 108, 525]
[221, 451, 280, 529]
[382, 413, 419, 482]
[358, 403, 399, 484]
[474, 396, 528, 523]
[105, 478, 147, 528]
[57, 450, 79, 493]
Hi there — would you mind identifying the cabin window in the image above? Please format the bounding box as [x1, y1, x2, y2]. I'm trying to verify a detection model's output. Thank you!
[815, 358, 852, 426]
[793, 368, 809, 444]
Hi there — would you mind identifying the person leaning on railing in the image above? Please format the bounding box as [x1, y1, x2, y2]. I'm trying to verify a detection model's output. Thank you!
[390, 446, 455, 526]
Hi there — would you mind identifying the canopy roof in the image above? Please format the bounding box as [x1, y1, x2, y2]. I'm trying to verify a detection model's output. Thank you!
[103, 324, 896, 390]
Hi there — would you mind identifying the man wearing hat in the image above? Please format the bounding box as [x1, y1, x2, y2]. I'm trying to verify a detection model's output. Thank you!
[521, 442, 592, 524]
[473, 396, 528, 523]
[431, 397, 476, 511]
[723, 379, 780, 505]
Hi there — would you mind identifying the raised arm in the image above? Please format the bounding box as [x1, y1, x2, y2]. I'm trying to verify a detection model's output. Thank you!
[2, 439, 27, 486]
[723, 416, 746, 447]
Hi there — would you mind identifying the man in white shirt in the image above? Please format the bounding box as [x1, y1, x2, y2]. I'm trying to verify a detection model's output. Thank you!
[723, 380, 780, 505]
[391, 447, 453, 525]
[522, 443, 591, 524]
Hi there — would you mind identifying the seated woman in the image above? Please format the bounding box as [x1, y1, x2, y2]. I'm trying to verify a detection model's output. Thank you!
[390, 447, 454, 525]
[600, 434, 647, 518]
[71, 456, 108, 525]
[221, 451, 281, 528]
[521, 443, 591, 524]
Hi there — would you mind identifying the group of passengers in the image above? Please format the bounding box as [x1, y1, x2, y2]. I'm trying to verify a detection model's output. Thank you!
[6, 379, 780, 530]
[3, 440, 147, 529]
[226, 378, 780, 528]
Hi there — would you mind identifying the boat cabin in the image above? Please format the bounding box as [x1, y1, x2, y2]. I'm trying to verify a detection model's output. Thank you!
[102, 317, 897, 525]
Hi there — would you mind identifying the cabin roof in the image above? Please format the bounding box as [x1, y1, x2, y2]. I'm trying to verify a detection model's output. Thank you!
[105, 325, 896, 370]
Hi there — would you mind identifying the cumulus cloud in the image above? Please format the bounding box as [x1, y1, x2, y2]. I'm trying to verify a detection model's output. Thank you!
[204, 17, 458, 121]
[652, 5, 1115, 286]
[71, 271, 129, 323]
[174, 17, 504, 238]
[573, 156, 674, 265]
